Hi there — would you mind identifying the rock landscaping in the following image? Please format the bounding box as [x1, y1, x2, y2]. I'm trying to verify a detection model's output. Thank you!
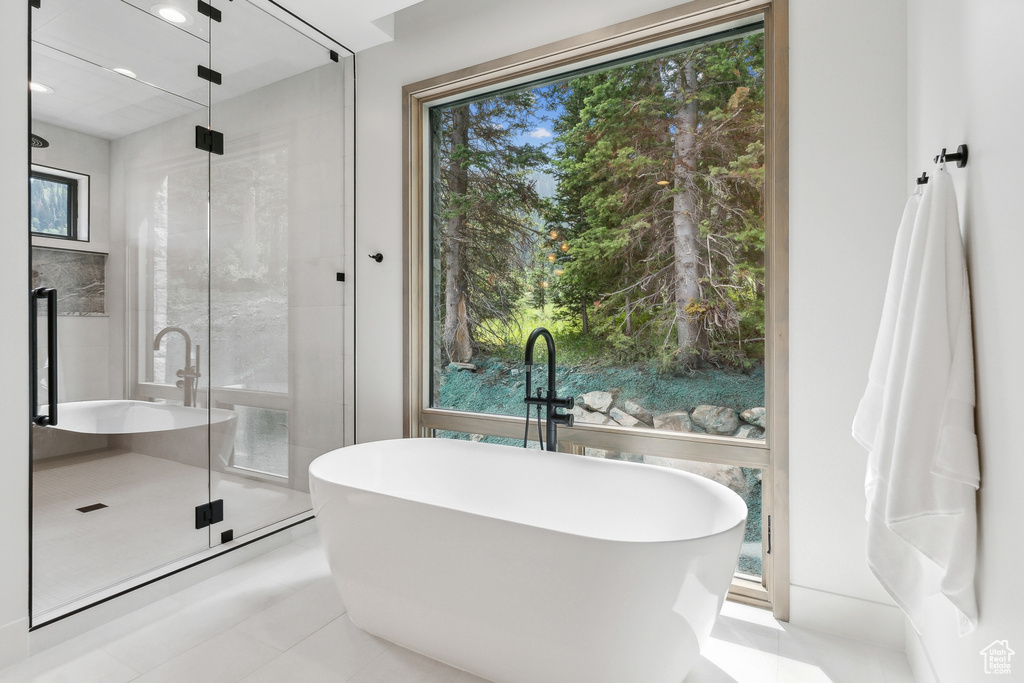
[592, 398, 767, 441]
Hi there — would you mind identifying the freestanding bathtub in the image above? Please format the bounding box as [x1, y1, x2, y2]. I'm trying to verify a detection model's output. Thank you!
[35, 400, 237, 468]
[309, 438, 747, 683]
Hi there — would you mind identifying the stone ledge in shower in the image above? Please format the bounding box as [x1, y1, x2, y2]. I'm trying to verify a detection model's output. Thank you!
[31, 245, 106, 315]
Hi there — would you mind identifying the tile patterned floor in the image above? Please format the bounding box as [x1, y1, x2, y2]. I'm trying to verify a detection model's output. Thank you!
[0, 530, 916, 682]
[32, 449, 312, 617]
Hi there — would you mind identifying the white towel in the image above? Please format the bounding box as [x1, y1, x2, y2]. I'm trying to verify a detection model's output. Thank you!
[852, 187, 921, 451]
[852, 167, 979, 636]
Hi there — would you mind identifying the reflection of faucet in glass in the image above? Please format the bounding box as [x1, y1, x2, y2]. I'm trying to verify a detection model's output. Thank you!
[153, 326, 200, 407]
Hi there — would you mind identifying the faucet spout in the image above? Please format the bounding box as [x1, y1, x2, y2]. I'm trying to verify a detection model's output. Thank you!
[524, 327, 574, 451]
[153, 326, 196, 407]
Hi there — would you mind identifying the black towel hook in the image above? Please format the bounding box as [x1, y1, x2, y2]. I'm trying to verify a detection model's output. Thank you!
[934, 144, 968, 168]
[916, 172, 929, 185]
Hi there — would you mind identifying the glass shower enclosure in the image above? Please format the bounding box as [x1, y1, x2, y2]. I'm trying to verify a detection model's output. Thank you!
[29, 0, 352, 624]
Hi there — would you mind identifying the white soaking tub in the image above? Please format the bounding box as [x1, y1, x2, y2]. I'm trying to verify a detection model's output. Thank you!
[309, 437, 747, 683]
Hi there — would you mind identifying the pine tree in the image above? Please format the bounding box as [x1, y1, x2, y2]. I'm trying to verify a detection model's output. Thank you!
[433, 93, 549, 363]
[548, 32, 765, 367]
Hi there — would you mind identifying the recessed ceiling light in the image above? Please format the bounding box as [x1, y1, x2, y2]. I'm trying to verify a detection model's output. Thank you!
[29, 81, 53, 94]
[113, 67, 137, 79]
[151, 4, 194, 26]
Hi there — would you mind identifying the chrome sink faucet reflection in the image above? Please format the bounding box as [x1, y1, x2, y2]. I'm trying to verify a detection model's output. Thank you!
[524, 327, 574, 451]
[153, 326, 201, 407]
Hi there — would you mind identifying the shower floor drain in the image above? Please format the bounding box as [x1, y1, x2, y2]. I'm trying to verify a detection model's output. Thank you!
[76, 503, 108, 513]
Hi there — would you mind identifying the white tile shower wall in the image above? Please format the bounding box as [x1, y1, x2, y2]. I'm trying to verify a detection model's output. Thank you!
[56, 316, 110, 402]
[110, 62, 349, 492]
[222, 65, 347, 473]
[30, 122, 111, 254]
[30, 124, 114, 403]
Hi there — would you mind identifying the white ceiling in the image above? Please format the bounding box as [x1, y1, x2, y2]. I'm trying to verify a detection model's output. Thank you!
[30, 0, 424, 140]
[272, 0, 426, 53]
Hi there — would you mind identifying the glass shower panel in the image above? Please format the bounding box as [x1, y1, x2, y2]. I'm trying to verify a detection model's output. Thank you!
[30, 22, 213, 620]
[31, 0, 211, 106]
[118, 0, 212, 43]
[207, 0, 346, 542]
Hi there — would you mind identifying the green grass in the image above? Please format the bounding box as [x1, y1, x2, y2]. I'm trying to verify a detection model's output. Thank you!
[475, 303, 676, 368]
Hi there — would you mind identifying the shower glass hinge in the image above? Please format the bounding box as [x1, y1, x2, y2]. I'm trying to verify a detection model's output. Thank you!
[197, 65, 222, 85]
[766, 514, 772, 555]
[30, 0, 41, 8]
[195, 126, 224, 155]
[197, 0, 221, 22]
[195, 499, 224, 529]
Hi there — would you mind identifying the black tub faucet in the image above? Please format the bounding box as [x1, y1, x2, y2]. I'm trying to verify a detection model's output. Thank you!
[524, 327, 574, 451]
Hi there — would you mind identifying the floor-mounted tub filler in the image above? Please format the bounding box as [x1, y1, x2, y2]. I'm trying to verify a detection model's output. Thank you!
[309, 437, 747, 683]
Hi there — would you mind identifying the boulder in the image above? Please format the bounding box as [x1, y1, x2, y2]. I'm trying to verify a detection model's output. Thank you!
[740, 407, 766, 428]
[609, 408, 641, 428]
[643, 456, 747, 496]
[691, 405, 740, 435]
[653, 411, 699, 433]
[623, 399, 654, 426]
[571, 405, 614, 426]
[448, 362, 478, 372]
[735, 424, 765, 440]
[578, 390, 614, 413]
[585, 448, 614, 459]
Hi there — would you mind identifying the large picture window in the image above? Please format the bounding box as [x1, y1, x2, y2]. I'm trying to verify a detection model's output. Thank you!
[406, 0, 788, 616]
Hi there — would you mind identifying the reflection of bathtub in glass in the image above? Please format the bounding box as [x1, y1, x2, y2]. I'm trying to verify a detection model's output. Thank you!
[34, 400, 237, 469]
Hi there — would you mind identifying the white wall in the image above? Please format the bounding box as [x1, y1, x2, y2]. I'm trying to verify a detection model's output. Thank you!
[356, 0, 910, 647]
[787, 0, 910, 646]
[31, 122, 113, 404]
[905, 0, 1024, 680]
[30, 122, 111, 254]
[0, 3, 30, 669]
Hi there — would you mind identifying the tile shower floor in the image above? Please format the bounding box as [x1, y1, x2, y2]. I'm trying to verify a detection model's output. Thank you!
[3, 526, 916, 683]
[33, 449, 312, 618]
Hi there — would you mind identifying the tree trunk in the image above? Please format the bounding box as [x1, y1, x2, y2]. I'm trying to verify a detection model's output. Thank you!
[672, 59, 703, 365]
[443, 106, 473, 363]
[581, 296, 589, 335]
[625, 295, 632, 336]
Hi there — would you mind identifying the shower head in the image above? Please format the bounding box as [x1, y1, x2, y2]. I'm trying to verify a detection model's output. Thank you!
[31, 134, 49, 148]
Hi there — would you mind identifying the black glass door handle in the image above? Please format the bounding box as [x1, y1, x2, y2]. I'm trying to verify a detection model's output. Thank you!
[30, 287, 58, 426]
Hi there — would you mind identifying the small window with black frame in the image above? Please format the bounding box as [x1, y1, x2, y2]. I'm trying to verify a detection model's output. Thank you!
[31, 170, 78, 239]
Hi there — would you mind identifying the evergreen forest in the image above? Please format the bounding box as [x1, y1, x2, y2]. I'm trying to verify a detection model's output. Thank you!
[431, 29, 767, 414]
